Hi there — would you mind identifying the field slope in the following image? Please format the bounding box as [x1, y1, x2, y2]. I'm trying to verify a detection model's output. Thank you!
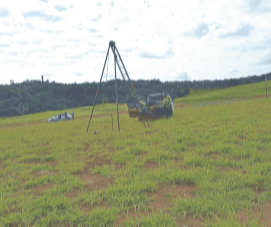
[1, 81, 271, 226]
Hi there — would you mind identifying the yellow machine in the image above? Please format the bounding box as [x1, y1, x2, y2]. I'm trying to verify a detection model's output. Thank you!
[127, 92, 174, 119]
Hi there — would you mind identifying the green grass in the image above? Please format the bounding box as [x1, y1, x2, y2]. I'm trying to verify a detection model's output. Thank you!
[1, 81, 271, 226]
[176, 80, 271, 105]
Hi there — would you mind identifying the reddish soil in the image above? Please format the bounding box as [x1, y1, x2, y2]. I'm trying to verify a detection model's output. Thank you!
[65, 188, 81, 200]
[175, 214, 206, 227]
[81, 154, 113, 169]
[219, 167, 240, 173]
[42, 143, 49, 147]
[80, 174, 114, 191]
[233, 201, 271, 226]
[114, 182, 199, 226]
[33, 183, 55, 196]
[147, 183, 196, 212]
[71, 154, 114, 192]
[144, 161, 160, 170]
[0, 160, 5, 169]
[13, 189, 25, 198]
[205, 152, 220, 160]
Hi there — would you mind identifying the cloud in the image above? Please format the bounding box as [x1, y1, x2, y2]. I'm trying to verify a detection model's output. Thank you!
[230, 69, 242, 75]
[245, 0, 271, 13]
[38, 0, 48, 2]
[55, 5, 67, 12]
[187, 23, 210, 38]
[0, 0, 271, 85]
[249, 0, 262, 9]
[221, 24, 254, 38]
[194, 23, 209, 38]
[0, 43, 9, 47]
[140, 49, 174, 59]
[139, 38, 174, 59]
[0, 8, 10, 17]
[176, 72, 190, 81]
[88, 28, 98, 33]
[23, 11, 62, 22]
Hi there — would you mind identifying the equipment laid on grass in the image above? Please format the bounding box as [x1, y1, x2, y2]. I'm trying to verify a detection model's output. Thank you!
[86, 40, 149, 133]
[46, 111, 73, 122]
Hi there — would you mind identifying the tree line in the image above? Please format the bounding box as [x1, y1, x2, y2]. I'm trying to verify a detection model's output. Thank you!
[1, 72, 270, 117]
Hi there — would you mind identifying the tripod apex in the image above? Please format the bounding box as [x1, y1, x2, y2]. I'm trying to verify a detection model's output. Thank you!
[109, 40, 115, 47]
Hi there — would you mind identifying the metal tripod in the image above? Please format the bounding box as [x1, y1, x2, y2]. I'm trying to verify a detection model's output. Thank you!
[86, 40, 149, 133]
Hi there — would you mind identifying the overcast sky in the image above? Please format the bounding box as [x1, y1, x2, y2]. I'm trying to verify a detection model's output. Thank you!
[0, 0, 271, 85]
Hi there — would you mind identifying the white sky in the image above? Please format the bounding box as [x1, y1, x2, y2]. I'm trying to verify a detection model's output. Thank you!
[0, 0, 271, 85]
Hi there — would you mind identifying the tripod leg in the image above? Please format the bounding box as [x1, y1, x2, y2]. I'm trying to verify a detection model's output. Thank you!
[114, 47, 120, 133]
[86, 45, 110, 133]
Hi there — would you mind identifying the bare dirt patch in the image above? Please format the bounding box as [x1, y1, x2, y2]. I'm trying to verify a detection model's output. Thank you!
[219, 167, 240, 173]
[114, 163, 126, 171]
[91, 154, 113, 167]
[72, 154, 115, 192]
[0, 160, 6, 169]
[107, 146, 115, 152]
[232, 201, 271, 226]
[113, 209, 149, 226]
[42, 143, 49, 147]
[144, 161, 160, 170]
[114, 183, 198, 226]
[33, 183, 55, 196]
[13, 189, 24, 198]
[80, 174, 114, 191]
[148, 183, 196, 213]
[65, 188, 81, 200]
[205, 152, 220, 160]
[175, 214, 205, 226]
[252, 183, 265, 195]
[73, 154, 113, 175]
[30, 160, 58, 167]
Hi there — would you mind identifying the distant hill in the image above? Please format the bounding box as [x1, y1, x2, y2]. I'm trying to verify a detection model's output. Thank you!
[1, 72, 271, 117]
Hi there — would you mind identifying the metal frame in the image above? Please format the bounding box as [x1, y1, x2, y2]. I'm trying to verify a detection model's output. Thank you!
[86, 40, 149, 133]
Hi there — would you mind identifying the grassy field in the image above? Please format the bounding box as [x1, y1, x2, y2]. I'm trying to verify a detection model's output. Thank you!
[176, 80, 271, 105]
[1, 81, 271, 226]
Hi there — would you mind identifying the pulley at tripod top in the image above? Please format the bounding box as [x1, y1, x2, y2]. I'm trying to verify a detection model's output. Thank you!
[109, 40, 115, 47]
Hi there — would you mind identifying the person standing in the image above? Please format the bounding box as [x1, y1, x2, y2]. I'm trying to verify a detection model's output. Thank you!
[72, 110, 74, 120]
